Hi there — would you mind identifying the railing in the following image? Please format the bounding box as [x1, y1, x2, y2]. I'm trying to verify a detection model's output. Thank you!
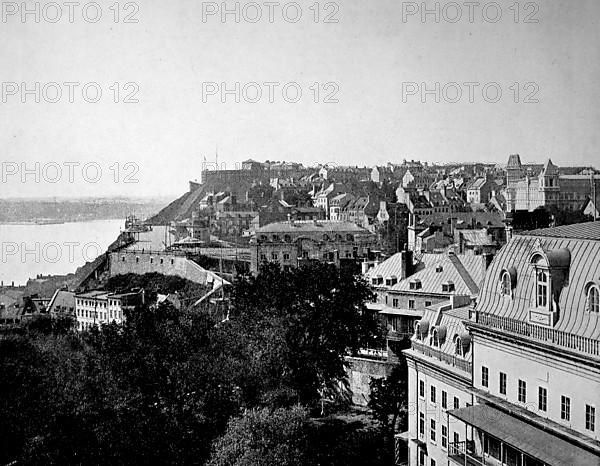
[411, 340, 472, 373]
[474, 311, 600, 357]
[448, 441, 486, 466]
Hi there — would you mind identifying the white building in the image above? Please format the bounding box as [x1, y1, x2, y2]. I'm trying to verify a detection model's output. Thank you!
[74, 291, 129, 331]
[400, 221, 600, 466]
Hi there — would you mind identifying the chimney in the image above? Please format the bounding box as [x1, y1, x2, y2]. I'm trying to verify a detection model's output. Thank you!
[483, 252, 494, 270]
[400, 249, 413, 280]
[505, 225, 513, 243]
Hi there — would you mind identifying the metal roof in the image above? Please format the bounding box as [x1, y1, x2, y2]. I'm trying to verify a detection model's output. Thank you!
[391, 254, 485, 296]
[256, 220, 367, 233]
[478, 223, 600, 340]
[520, 221, 600, 240]
[448, 404, 600, 466]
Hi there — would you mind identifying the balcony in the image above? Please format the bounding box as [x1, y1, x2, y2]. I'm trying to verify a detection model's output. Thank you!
[448, 441, 485, 466]
[411, 340, 472, 373]
[472, 311, 600, 357]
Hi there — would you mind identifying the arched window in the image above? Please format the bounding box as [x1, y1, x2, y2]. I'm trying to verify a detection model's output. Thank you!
[454, 335, 462, 356]
[500, 271, 511, 296]
[586, 284, 600, 313]
[536, 270, 548, 307]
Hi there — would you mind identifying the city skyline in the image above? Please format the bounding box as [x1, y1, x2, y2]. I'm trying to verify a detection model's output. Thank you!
[1, 0, 599, 198]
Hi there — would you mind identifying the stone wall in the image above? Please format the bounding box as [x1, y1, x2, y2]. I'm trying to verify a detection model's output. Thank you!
[108, 250, 225, 288]
[345, 356, 394, 406]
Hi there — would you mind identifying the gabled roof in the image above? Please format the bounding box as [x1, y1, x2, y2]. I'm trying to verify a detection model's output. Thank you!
[390, 253, 485, 296]
[48, 290, 75, 314]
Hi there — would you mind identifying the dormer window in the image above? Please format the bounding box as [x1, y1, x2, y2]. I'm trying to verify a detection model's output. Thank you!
[501, 271, 511, 295]
[442, 281, 455, 292]
[385, 275, 398, 286]
[536, 270, 549, 308]
[409, 279, 422, 290]
[585, 283, 600, 313]
[453, 333, 471, 356]
[435, 266, 443, 273]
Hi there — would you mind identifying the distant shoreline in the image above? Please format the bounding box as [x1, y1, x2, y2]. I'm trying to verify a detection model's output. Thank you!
[0, 218, 126, 226]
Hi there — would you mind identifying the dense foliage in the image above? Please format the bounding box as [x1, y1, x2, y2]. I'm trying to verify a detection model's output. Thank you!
[0, 263, 385, 465]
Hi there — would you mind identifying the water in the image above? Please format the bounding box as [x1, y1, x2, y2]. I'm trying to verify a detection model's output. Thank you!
[0, 219, 124, 286]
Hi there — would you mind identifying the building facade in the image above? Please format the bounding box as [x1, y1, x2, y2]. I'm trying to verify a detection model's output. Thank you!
[401, 221, 600, 466]
[250, 220, 376, 273]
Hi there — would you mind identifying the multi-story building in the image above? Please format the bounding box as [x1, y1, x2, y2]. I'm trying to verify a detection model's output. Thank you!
[366, 251, 486, 363]
[504, 155, 600, 213]
[250, 220, 376, 273]
[74, 290, 144, 331]
[401, 221, 600, 466]
[401, 305, 474, 466]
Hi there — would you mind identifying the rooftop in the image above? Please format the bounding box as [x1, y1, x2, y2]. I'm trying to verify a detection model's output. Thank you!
[477, 222, 600, 341]
[255, 220, 368, 234]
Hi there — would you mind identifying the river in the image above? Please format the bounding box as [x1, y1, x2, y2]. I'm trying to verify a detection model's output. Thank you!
[0, 219, 124, 286]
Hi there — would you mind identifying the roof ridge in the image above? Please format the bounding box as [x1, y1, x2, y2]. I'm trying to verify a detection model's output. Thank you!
[448, 254, 480, 295]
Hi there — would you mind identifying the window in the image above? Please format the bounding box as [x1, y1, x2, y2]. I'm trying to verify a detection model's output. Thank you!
[408, 299, 415, 310]
[536, 270, 548, 307]
[430, 459, 436, 466]
[271, 252, 278, 260]
[150, 257, 153, 263]
[481, 366, 489, 388]
[518, 380, 527, 403]
[586, 285, 600, 313]
[419, 450, 426, 466]
[430, 386, 436, 404]
[454, 336, 463, 356]
[586, 405, 596, 431]
[419, 412, 425, 437]
[121, 256, 125, 262]
[170, 259, 174, 265]
[538, 387, 547, 412]
[425, 300, 432, 307]
[441, 425, 448, 449]
[453, 397, 459, 409]
[160, 258, 164, 264]
[430, 419, 436, 442]
[260, 253, 267, 261]
[453, 432, 460, 444]
[283, 253, 290, 261]
[419, 380, 425, 398]
[500, 271, 512, 295]
[392, 298, 399, 308]
[499, 372, 507, 395]
[441, 390, 447, 409]
[561, 396, 571, 421]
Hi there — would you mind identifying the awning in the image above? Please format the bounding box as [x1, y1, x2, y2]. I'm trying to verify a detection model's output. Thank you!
[448, 404, 600, 466]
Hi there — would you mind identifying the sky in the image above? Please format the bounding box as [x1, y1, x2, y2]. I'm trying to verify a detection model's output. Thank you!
[0, 0, 599, 198]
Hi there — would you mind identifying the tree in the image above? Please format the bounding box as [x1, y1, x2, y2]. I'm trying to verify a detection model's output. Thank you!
[228, 262, 381, 407]
[368, 362, 408, 435]
[208, 406, 310, 466]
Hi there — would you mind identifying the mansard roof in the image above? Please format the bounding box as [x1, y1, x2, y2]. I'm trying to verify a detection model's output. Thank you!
[476, 222, 600, 339]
